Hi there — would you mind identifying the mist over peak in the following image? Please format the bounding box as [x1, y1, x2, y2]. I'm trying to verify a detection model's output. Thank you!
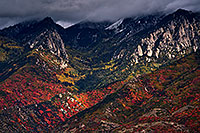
[0, 0, 200, 29]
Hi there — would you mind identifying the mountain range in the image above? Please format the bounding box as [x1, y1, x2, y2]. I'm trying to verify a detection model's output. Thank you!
[0, 9, 199, 132]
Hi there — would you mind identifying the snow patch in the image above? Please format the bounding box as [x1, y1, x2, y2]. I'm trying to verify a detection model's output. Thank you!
[106, 19, 123, 30]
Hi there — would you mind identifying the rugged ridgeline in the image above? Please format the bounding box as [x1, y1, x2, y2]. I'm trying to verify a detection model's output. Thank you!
[0, 9, 199, 132]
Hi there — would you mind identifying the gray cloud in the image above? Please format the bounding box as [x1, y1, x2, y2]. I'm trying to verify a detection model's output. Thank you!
[0, 0, 200, 29]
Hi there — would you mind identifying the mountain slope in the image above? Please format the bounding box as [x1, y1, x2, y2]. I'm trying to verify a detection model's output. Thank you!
[56, 52, 200, 132]
[69, 9, 200, 90]
[0, 9, 199, 132]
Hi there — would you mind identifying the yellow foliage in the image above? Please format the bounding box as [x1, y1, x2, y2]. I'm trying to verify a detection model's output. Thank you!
[0, 52, 6, 61]
[3, 43, 23, 49]
[90, 71, 93, 75]
[92, 60, 116, 71]
[56, 67, 86, 85]
[152, 63, 161, 68]
[122, 103, 126, 107]
[56, 73, 75, 85]
[27, 50, 38, 58]
[126, 74, 134, 80]
[104, 63, 115, 69]
[7, 45, 23, 49]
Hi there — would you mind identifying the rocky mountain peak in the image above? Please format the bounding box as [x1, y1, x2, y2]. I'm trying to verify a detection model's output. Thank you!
[39, 17, 56, 28]
[161, 8, 199, 26]
[174, 8, 193, 16]
[42, 17, 54, 23]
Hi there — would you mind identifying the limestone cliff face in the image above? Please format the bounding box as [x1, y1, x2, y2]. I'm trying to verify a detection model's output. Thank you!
[127, 10, 200, 65]
[29, 30, 67, 58]
[29, 29, 69, 68]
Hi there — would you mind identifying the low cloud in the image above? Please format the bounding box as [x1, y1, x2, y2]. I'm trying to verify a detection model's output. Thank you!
[0, 0, 200, 29]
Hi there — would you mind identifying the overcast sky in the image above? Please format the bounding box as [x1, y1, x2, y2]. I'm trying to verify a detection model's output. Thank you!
[0, 0, 200, 29]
